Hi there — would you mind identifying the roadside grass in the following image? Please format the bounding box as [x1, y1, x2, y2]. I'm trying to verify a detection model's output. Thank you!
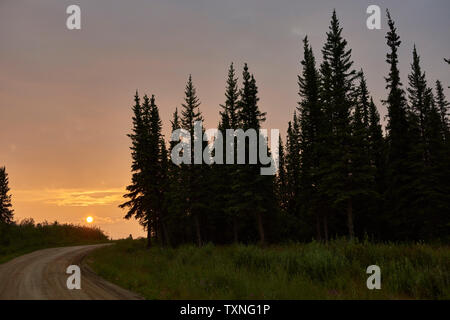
[0, 220, 109, 264]
[86, 239, 450, 299]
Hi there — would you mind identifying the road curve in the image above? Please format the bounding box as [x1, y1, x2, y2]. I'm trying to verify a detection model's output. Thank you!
[0, 244, 143, 300]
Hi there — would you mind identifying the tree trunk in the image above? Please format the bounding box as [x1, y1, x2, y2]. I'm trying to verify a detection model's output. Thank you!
[194, 214, 202, 247]
[347, 198, 354, 239]
[323, 214, 329, 243]
[157, 218, 163, 246]
[233, 217, 239, 243]
[162, 221, 171, 247]
[146, 226, 152, 249]
[256, 212, 265, 246]
[316, 213, 322, 242]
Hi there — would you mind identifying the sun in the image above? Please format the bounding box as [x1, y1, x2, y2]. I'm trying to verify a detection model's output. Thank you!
[86, 216, 94, 224]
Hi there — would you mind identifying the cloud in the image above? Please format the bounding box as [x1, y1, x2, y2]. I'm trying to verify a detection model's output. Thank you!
[14, 188, 125, 207]
[291, 26, 305, 37]
[90, 216, 124, 224]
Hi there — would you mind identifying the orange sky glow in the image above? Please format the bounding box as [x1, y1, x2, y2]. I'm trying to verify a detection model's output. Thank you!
[1, 0, 449, 239]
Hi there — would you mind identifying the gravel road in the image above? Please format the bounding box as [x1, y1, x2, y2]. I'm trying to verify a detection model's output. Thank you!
[0, 244, 143, 300]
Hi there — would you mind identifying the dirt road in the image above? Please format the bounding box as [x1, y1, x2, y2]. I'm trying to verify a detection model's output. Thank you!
[0, 244, 143, 300]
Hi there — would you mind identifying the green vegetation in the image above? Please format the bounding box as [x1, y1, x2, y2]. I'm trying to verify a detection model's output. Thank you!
[87, 239, 450, 300]
[0, 219, 109, 264]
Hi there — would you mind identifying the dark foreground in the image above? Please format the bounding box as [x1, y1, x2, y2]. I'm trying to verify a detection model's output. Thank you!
[87, 239, 450, 300]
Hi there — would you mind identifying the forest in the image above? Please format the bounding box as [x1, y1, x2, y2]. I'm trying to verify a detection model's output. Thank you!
[117, 10, 449, 247]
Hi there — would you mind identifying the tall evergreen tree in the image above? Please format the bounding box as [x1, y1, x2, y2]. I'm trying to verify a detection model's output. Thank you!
[319, 10, 357, 239]
[218, 63, 242, 243]
[407, 52, 450, 239]
[159, 138, 171, 246]
[367, 97, 386, 236]
[120, 92, 148, 242]
[297, 36, 323, 240]
[120, 92, 166, 248]
[368, 97, 385, 176]
[407, 46, 431, 167]
[435, 80, 449, 141]
[274, 136, 288, 209]
[166, 108, 189, 245]
[220, 63, 241, 130]
[0, 166, 14, 224]
[350, 71, 378, 237]
[179, 75, 208, 246]
[382, 10, 419, 239]
[235, 63, 271, 245]
[146, 95, 167, 245]
[285, 114, 301, 223]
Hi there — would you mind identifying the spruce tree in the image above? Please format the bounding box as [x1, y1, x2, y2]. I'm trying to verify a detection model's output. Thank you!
[383, 10, 418, 239]
[405, 45, 449, 239]
[367, 97, 386, 236]
[435, 80, 449, 141]
[220, 63, 241, 130]
[120, 92, 148, 242]
[179, 75, 207, 246]
[217, 63, 243, 243]
[239, 64, 266, 130]
[350, 72, 378, 237]
[275, 136, 288, 211]
[297, 36, 323, 240]
[166, 108, 189, 245]
[285, 114, 301, 221]
[407, 46, 431, 166]
[317, 59, 334, 241]
[146, 95, 166, 245]
[120, 92, 166, 248]
[319, 10, 357, 239]
[159, 138, 171, 246]
[368, 98, 385, 175]
[0, 166, 14, 224]
[235, 63, 271, 245]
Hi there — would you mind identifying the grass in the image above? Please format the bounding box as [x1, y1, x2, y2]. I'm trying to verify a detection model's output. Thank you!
[0, 220, 109, 264]
[86, 238, 450, 300]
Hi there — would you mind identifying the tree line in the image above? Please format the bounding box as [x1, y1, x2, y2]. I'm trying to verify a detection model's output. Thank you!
[1, 12, 446, 246]
[120, 10, 447, 246]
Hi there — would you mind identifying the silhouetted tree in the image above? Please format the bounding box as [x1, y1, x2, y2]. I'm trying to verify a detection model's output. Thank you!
[120, 92, 166, 248]
[234, 63, 271, 245]
[166, 108, 189, 245]
[0, 166, 14, 224]
[274, 136, 288, 211]
[435, 80, 449, 141]
[382, 10, 419, 239]
[179, 75, 209, 246]
[350, 71, 378, 237]
[319, 10, 357, 239]
[285, 114, 301, 227]
[219, 63, 242, 243]
[297, 36, 323, 240]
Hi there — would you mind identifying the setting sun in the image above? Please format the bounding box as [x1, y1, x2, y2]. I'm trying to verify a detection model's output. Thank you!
[86, 216, 94, 224]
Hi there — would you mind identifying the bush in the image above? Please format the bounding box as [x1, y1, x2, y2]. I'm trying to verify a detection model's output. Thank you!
[88, 239, 450, 299]
[0, 219, 108, 263]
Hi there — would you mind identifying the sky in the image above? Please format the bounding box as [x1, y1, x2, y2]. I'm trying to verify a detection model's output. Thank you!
[1, 0, 449, 239]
